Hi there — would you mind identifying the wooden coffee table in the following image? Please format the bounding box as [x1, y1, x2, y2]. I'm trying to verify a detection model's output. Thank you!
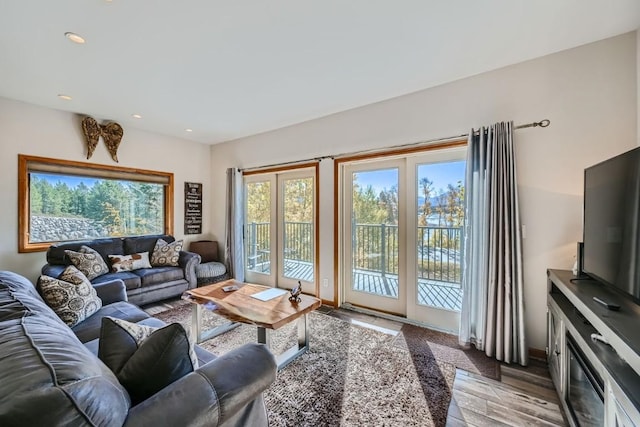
[185, 279, 322, 369]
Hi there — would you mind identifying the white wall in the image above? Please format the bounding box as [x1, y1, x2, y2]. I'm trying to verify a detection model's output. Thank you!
[210, 32, 638, 351]
[0, 98, 213, 282]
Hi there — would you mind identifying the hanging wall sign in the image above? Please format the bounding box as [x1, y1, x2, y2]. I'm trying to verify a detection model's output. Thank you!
[184, 182, 202, 234]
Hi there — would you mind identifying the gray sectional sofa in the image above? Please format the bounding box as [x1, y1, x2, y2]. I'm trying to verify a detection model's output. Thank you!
[0, 270, 277, 426]
[42, 234, 200, 306]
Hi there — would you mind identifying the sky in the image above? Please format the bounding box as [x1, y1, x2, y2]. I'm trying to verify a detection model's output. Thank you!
[33, 173, 99, 188]
[355, 160, 465, 193]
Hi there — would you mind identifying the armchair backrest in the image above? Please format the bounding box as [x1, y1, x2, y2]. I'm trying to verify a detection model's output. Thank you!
[189, 240, 219, 263]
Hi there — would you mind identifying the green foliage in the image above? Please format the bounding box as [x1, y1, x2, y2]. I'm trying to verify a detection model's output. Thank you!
[246, 181, 270, 224]
[350, 172, 465, 279]
[283, 178, 313, 222]
[245, 177, 315, 263]
[29, 174, 164, 238]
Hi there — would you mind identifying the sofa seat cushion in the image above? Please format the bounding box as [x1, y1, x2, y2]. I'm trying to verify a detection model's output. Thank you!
[93, 271, 142, 290]
[72, 301, 150, 343]
[133, 266, 184, 287]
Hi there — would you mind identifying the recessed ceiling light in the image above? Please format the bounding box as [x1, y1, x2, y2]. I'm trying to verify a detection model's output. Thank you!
[132, 114, 142, 119]
[57, 94, 72, 100]
[185, 128, 193, 132]
[64, 32, 85, 44]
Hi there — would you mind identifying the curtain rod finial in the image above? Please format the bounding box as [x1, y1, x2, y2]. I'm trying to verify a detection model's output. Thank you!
[536, 119, 550, 128]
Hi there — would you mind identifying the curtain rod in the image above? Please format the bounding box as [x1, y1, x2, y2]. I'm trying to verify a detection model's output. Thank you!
[239, 119, 550, 172]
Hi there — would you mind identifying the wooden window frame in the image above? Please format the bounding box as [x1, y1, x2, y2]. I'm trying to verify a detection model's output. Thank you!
[18, 154, 174, 253]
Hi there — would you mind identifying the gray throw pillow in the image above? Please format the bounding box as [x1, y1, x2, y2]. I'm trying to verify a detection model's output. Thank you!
[150, 239, 183, 267]
[98, 317, 197, 405]
[38, 265, 102, 327]
[65, 245, 109, 280]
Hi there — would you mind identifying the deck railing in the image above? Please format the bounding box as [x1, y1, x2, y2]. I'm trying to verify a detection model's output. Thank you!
[246, 221, 462, 284]
[246, 221, 314, 267]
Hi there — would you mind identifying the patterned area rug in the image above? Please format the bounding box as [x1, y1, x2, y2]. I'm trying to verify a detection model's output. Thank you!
[155, 304, 456, 427]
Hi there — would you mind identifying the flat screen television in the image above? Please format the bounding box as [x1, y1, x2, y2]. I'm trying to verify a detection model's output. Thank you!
[583, 146, 640, 302]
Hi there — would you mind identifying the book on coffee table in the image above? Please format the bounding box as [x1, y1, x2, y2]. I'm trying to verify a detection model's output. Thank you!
[250, 288, 288, 301]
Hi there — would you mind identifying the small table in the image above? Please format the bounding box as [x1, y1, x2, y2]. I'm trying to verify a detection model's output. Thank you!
[185, 279, 322, 369]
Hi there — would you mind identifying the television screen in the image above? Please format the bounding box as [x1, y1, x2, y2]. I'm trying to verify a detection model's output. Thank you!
[583, 146, 640, 301]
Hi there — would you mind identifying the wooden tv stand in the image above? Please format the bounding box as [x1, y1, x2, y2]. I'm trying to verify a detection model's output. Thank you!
[547, 269, 640, 426]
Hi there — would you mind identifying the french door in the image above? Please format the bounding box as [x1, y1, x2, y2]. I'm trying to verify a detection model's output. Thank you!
[343, 159, 406, 315]
[244, 167, 317, 295]
[341, 147, 466, 332]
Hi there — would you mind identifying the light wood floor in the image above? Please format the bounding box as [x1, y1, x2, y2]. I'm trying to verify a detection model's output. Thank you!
[324, 307, 567, 427]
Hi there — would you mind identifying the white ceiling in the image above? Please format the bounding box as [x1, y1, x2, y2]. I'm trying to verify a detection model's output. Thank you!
[0, 1, 639, 145]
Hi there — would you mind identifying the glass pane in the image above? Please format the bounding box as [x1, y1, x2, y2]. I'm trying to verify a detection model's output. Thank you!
[416, 160, 465, 311]
[29, 173, 163, 243]
[351, 168, 399, 298]
[282, 177, 314, 282]
[245, 181, 271, 274]
[567, 348, 604, 426]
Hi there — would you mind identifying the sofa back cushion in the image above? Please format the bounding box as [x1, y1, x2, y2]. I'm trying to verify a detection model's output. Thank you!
[123, 235, 175, 256]
[47, 238, 124, 266]
[0, 271, 130, 426]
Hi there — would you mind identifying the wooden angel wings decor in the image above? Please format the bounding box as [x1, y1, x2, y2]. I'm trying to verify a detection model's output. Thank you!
[81, 116, 124, 162]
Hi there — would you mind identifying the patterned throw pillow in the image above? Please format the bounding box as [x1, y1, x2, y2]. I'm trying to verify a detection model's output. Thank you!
[150, 239, 183, 267]
[108, 252, 152, 273]
[65, 245, 109, 280]
[98, 317, 198, 404]
[38, 265, 102, 327]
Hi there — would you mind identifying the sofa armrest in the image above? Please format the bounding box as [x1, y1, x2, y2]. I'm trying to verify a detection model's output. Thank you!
[179, 251, 201, 289]
[93, 279, 128, 304]
[41, 263, 66, 278]
[123, 343, 276, 427]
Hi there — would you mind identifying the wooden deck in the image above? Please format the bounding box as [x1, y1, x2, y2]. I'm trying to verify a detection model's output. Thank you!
[352, 270, 462, 311]
[260, 260, 462, 311]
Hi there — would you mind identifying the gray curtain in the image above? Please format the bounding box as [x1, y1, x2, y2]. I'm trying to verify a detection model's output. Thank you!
[459, 121, 528, 366]
[224, 168, 245, 282]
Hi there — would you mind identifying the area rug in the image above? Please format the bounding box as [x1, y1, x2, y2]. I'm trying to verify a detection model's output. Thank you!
[392, 323, 501, 381]
[155, 304, 456, 427]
